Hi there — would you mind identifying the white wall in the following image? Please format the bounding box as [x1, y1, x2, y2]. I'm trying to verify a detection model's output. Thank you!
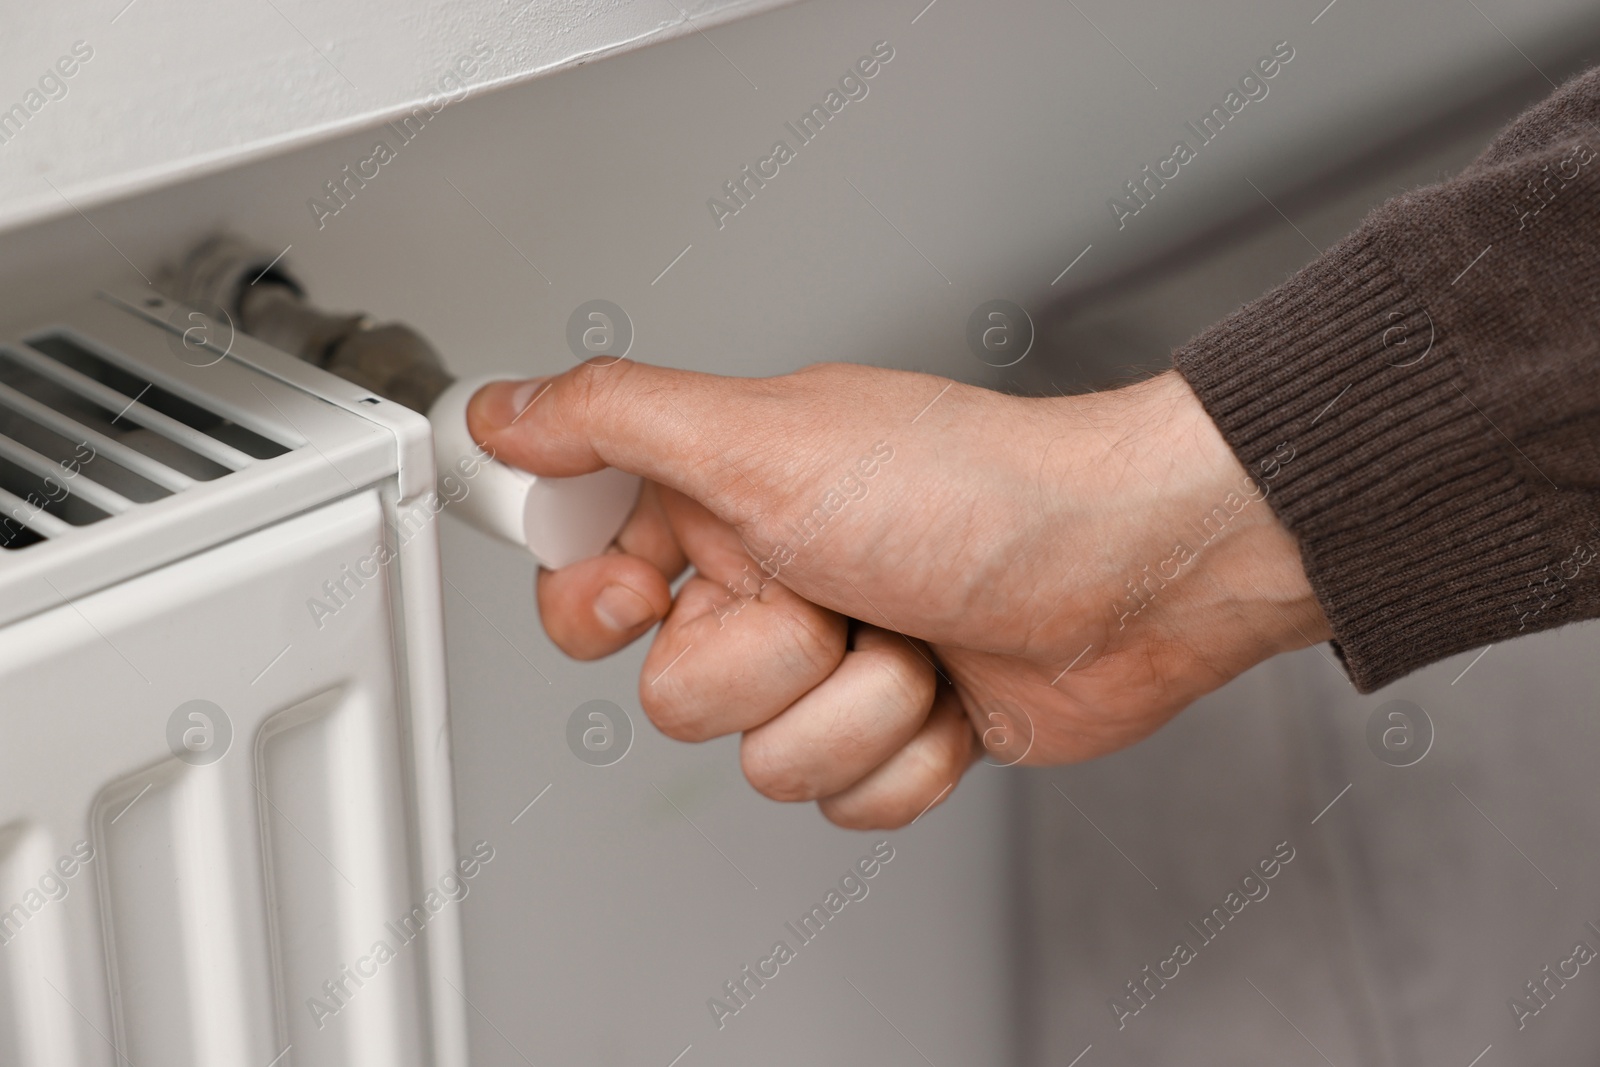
[0, 0, 797, 233]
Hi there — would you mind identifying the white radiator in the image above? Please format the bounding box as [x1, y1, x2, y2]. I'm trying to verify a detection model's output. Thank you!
[0, 291, 468, 1067]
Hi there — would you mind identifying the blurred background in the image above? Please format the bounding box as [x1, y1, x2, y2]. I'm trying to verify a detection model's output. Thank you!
[3, 0, 1600, 1063]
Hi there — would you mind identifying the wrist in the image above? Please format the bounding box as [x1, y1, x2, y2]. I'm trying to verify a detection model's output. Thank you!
[1080, 372, 1332, 669]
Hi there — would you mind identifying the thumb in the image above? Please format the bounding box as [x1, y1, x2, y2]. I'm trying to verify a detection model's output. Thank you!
[466, 359, 758, 511]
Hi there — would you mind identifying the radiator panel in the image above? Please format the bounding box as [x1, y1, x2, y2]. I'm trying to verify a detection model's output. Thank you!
[95, 758, 263, 1067]
[0, 491, 454, 1067]
[257, 688, 428, 1067]
[0, 821, 82, 1067]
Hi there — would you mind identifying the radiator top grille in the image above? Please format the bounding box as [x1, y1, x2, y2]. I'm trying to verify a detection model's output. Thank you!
[0, 328, 295, 550]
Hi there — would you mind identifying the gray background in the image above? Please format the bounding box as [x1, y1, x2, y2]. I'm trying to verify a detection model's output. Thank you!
[2, 0, 1600, 1063]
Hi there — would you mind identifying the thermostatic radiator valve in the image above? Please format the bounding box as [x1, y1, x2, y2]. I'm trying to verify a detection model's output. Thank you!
[160, 235, 639, 569]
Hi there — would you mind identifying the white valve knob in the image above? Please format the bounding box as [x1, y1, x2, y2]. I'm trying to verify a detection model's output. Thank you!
[428, 375, 641, 570]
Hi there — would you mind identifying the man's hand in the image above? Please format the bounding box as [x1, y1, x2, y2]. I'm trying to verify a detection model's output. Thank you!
[468, 361, 1330, 829]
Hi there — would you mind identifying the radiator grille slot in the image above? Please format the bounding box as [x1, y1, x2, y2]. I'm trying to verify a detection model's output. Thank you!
[0, 402, 168, 504]
[0, 328, 300, 550]
[23, 332, 291, 461]
[0, 515, 45, 551]
[0, 453, 110, 525]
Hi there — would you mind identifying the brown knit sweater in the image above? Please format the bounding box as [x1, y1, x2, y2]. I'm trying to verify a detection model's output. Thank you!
[1174, 67, 1600, 692]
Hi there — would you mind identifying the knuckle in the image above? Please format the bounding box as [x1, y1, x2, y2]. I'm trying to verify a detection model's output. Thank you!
[567, 357, 637, 426]
[818, 706, 878, 765]
[820, 796, 911, 832]
[771, 608, 845, 686]
[740, 737, 816, 802]
[638, 674, 710, 743]
[875, 648, 937, 721]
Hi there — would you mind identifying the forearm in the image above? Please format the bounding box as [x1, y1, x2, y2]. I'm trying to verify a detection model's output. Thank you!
[1174, 67, 1600, 690]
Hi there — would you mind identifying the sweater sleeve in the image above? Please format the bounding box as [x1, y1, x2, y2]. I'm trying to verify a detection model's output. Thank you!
[1173, 67, 1600, 692]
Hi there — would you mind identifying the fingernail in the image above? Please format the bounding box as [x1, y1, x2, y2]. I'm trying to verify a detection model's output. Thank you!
[595, 584, 656, 633]
[472, 377, 548, 434]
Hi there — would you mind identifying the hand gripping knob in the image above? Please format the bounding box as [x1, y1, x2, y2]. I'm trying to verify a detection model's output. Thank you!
[428, 375, 640, 570]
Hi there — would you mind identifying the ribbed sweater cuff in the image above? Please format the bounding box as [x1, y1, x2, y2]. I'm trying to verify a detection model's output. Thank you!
[1173, 234, 1551, 691]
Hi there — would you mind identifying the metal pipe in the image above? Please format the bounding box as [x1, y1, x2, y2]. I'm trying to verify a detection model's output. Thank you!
[160, 234, 455, 414]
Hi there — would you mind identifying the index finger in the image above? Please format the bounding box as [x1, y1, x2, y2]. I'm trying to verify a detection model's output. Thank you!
[466, 360, 768, 516]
